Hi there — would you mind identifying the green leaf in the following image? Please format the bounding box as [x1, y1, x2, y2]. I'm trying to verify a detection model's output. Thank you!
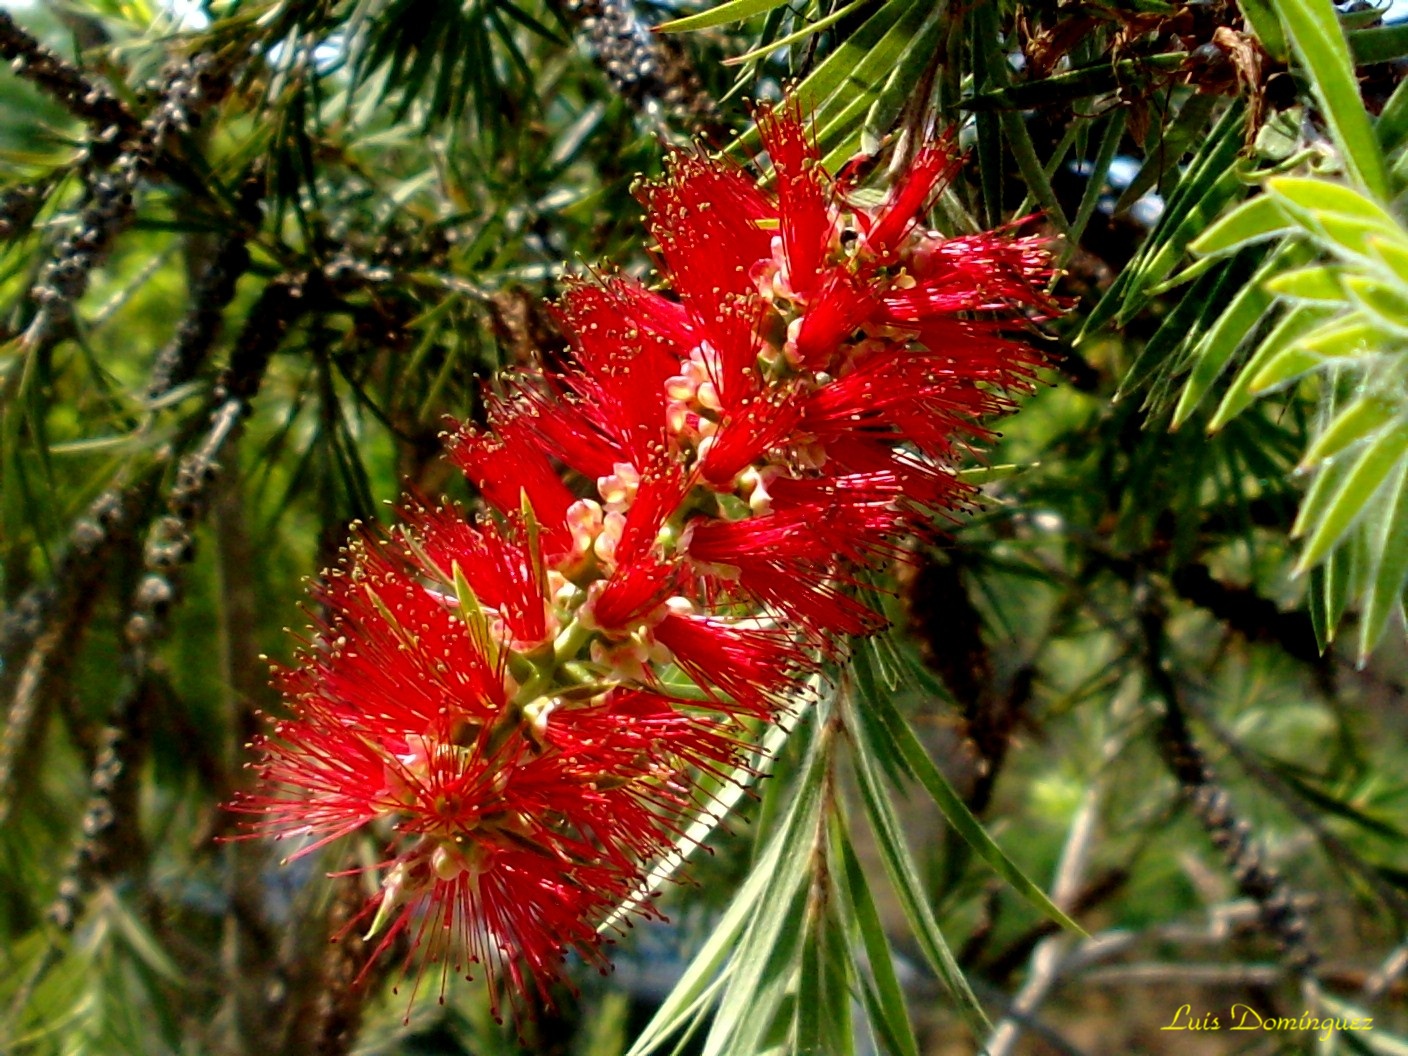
[702, 729, 831, 1056]
[1172, 240, 1315, 427]
[724, 0, 869, 66]
[836, 830, 922, 1056]
[981, 22, 1069, 234]
[625, 722, 827, 1056]
[1368, 234, 1408, 286]
[849, 701, 990, 1037]
[1342, 274, 1408, 337]
[731, 0, 924, 157]
[794, 839, 855, 1056]
[1308, 561, 1334, 650]
[1079, 104, 1247, 342]
[1249, 314, 1378, 392]
[1111, 92, 1217, 216]
[1347, 23, 1408, 66]
[1301, 394, 1402, 466]
[1359, 460, 1408, 657]
[959, 54, 1186, 112]
[1066, 109, 1127, 255]
[657, 0, 794, 33]
[860, 2, 947, 156]
[1272, 0, 1390, 199]
[1209, 304, 1337, 429]
[1293, 419, 1408, 570]
[1119, 260, 1242, 398]
[1376, 73, 1408, 152]
[1241, 0, 1289, 59]
[1265, 176, 1408, 262]
[1188, 194, 1295, 258]
[859, 684, 1085, 938]
[1265, 264, 1348, 303]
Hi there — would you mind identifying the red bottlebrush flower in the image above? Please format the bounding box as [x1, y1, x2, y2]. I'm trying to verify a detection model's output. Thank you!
[787, 268, 875, 371]
[757, 99, 832, 298]
[651, 611, 809, 718]
[445, 415, 576, 554]
[859, 142, 962, 257]
[234, 94, 1054, 1018]
[407, 505, 553, 649]
[699, 385, 803, 487]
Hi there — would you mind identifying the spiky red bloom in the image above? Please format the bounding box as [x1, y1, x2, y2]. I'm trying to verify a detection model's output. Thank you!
[234, 533, 746, 1016]
[234, 97, 1052, 1016]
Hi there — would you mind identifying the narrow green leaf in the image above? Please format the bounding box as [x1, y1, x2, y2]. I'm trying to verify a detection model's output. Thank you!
[706, 881, 810, 1056]
[1308, 561, 1333, 649]
[1249, 314, 1378, 392]
[1376, 73, 1408, 151]
[959, 53, 1186, 112]
[1302, 394, 1402, 466]
[1078, 106, 1247, 342]
[1172, 241, 1315, 427]
[1114, 173, 1249, 324]
[1119, 262, 1239, 398]
[1209, 303, 1337, 429]
[850, 712, 990, 1037]
[1272, 0, 1390, 199]
[1266, 176, 1408, 261]
[1067, 109, 1128, 256]
[1368, 234, 1408, 287]
[1189, 194, 1295, 258]
[702, 731, 830, 1056]
[837, 831, 922, 1056]
[1241, 0, 1289, 59]
[978, 18, 1069, 234]
[731, 0, 923, 156]
[1265, 264, 1348, 303]
[724, 0, 869, 66]
[1359, 460, 1408, 657]
[1343, 274, 1408, 336]
[659, 0, 794, 33]
[1267, 175, 1397, 226]
[861, 689, 1085, 937]
[624, 730, 826, 1056]
[861, 1, 946, 156]
[1347, 23, 1408, 66]
[794, 863, 853, 1056]
[1294, 420, 1408, 570]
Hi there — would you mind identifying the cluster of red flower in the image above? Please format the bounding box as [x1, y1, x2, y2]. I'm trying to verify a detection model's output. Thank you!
[233, 101, 1051, 1013]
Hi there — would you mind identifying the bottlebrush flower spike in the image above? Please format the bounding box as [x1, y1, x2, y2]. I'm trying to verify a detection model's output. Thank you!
[231, 97, 1054, 1017]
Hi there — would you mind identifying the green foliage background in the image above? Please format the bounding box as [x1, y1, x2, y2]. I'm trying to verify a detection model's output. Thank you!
[2, 1, 1408, 1053]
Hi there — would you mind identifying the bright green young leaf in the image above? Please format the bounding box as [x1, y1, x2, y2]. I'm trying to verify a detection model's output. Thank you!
[659, 0, 795, 33]
[1266, 175, 1398, 228]
[1188, 194, 1295, 259]
[1359, 461, 1408, 658]
[1172, 241, 1315, 427]
[1247, 314, 1378, 392]
[1343, 274, 1408, 336]
[1265, 264, 1348, 303]
[1272, 0, 1390, 199]
[1209, 304, 1338, 429]
[1293, 420, 1408, 570]
[1301, 394, 1403, 467]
